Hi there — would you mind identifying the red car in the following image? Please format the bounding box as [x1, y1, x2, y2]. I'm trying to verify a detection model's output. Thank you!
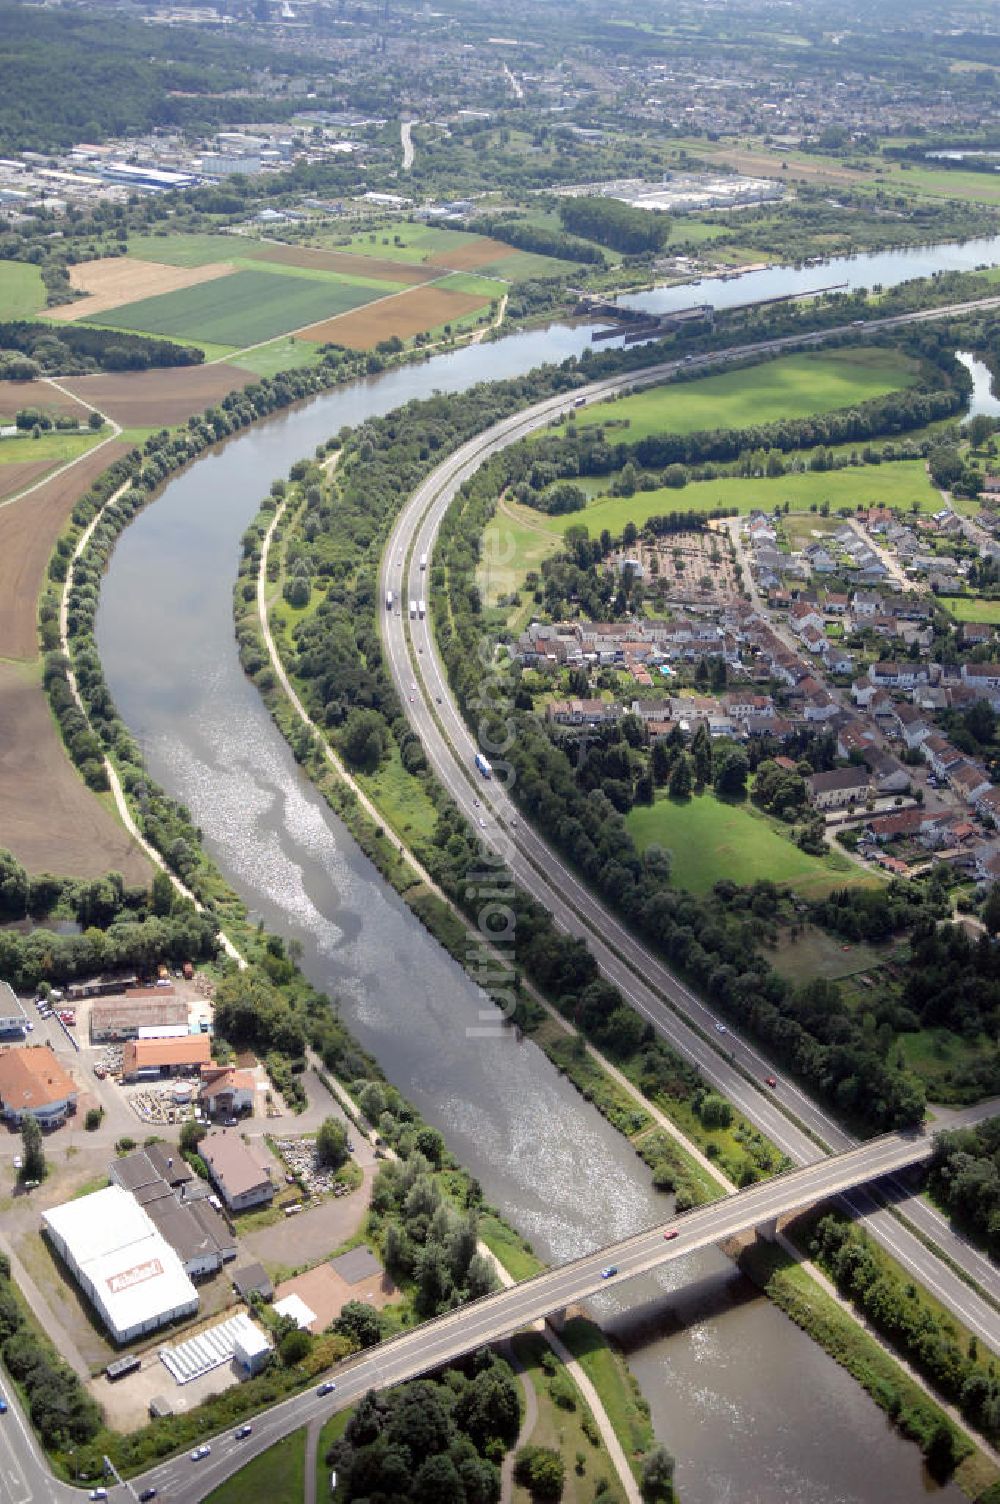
[765, 1076, 777, 1088]
[663, 1229, 679, 1241]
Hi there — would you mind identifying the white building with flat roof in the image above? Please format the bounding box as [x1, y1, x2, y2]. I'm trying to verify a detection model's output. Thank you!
[43, 1185, 198, 1344]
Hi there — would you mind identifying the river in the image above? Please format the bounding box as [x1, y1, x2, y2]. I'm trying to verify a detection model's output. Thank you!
[96, 237, 982, 1503]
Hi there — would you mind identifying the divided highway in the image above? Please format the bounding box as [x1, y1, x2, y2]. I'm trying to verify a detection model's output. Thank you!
[380, 305, 1000, 1350]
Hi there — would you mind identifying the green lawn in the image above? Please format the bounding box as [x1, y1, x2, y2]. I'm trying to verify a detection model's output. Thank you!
[234, 336, 329, 378]
[92, 269, 387, 347]
[769, 925, 890, 986]
[898, 1028, 997, 1094]
[437, 271, 507, 298]
[511, 1330, 627, 1504]
[125, 231, 257, 266]
[333, 223, 490, 263]
[626, 791, 866, 896]
[315, 1410, 350, 1501]
[545, 460, 938, 539]
[939, 595, 1000, 624]
[478, 501, 561, 607]
[0, 430, 104, 465]
[204, 1429, 305, 1504]
[357, 743, 440, 847]
[0, 261, 46, 319]
[552, 349, 923, 445]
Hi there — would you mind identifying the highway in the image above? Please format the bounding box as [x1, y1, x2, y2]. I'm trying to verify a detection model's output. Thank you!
[0, 1123, 964, 1503]
[379, 302, 1000, 1350]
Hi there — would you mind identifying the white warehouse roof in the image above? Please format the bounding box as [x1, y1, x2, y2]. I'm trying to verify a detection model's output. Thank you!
[43, 1185, 197, 1344]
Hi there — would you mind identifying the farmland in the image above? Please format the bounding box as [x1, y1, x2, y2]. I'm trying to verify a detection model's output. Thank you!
[550, 349, 922, 444]
[90, 267, 393, 349]
[298, 281, 494, 349]
[51, 256, 236, 323]
[626, 791, 868, 897]
[0, 379, 91, 423]
[0, 260, 46, 320]
[60, 364, 255, 427]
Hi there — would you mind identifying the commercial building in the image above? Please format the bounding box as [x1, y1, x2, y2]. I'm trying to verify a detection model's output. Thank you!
[122, 1035, 212, 1081]
[90, 997, 189, 1044]
[43, 1186, 198, 1344]
[0, 981, 27, 1035]
[198, 1065, 255, 1120]
[201, 1129, 274, 1212]
[110, 1148, 236, 1277]
[0, 1045, 77, 1124]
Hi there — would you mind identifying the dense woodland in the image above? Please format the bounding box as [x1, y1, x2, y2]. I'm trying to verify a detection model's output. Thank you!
[0, 323, 203, 377]
[927, 1119, 1000, 1259]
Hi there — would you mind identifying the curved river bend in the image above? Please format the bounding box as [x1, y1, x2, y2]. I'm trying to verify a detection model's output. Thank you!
[97, 243, 981, 1502]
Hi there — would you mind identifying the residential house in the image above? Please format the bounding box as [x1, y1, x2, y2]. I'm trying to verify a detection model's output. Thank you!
[862, 748, 911, 795]
[891, 703, 932, 750]
[836, 721, 877, 760]
[807, 767, 872, 810]
[200, 1129, 274, 1212]
[868, 661, 928, 691]
[0, 1046, 77, 1125]
[961, 663, 1000, 699]
[949, 760, 993, 806]
[546, 699, 623, 727]
[921, 735, 966, 780]
[199, 1065, 256, 1121]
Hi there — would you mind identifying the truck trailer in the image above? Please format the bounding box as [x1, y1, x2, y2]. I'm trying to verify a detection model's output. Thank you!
[474, 752, 492, 779]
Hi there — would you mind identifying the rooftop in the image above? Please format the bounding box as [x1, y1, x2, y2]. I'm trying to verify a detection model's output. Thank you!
[0, 1046, 76, 1112]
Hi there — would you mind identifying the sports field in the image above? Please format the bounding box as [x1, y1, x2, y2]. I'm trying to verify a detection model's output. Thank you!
[939, 595, 1000, 624]
[553, 349, 922, 443]
[91, 267, 392, 348]
[0, 261, 45, 320]
[626, 792, 865, 897]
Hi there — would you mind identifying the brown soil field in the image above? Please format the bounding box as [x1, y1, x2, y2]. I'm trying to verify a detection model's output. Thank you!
[49, 258, 236, 323]
[0, 662, 151, 883]
[0, 459, 57, 501]
[299, 285, 488, 350]
[427, 236, 517, 271]
[60, 364, 253, 427]
[252, 243, 437, 285]
[0, 380, 91, 422]
[696, 144, 867, 187]
[0, 440, 128, 660]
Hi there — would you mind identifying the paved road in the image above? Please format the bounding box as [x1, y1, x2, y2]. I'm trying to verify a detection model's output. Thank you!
[379, 306, 1000, 1348]
[1, 1122, 966, 1503]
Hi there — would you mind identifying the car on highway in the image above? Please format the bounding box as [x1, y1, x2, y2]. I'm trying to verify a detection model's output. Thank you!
[190, 1444, 212, 1461]
[600, 1265, 618, 1279]
[765, 1076, 777, 1088]
[139, 1490, 158, 1501]
[436, 696, 442, 704]
[235, 1424, 252, 1439]
[0, 1395, 7, 1413]
[714, 1022, 727, 1034]
[478, 817, 486, 828]
[317, 1380, 337, 1396]
[88, 1491, 108, 1501]
[663, 1229, 679, 1241]
[409, 695, 415, 702]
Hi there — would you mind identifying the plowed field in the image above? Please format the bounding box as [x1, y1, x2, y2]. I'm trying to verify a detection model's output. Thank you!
[0, 460, 57, 501]
[61, 365, 253, 427]
[254, 243, 437, 284]
[0, 662, 150, 882]
[50, 257, 236, 322]
[0, 380, 91, 421]
[0, 440, 128, 659]
[427, 236, 519, 271]
[299, 285, 488, 349]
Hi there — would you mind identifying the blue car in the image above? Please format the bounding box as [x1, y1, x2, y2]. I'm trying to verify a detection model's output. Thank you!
[0, 1397, 8, 1414]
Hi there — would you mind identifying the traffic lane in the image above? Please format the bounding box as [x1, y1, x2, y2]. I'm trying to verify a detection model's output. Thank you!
[0, 1379, 74, 1504]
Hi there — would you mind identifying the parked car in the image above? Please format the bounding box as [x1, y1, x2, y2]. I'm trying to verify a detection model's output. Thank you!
[88, 1491, 108, 1501]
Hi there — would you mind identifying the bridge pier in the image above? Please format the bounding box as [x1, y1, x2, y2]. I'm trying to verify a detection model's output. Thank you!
[547, 1308, 568, 1332]
[756, 1217, 779, 1244]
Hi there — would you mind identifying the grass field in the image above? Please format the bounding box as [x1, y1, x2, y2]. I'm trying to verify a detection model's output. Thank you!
[511, 1330, 628, 1504]
[0, 431, 104, 466]
[125, 231, 251, 266]
[91, 267, 389, 347]
[232, 336, 328, 378]
[898, 1027, 996, 1094]
[769, 925, 890, 985]
[0, 261, 45, 319]
[479, 497, 561, 607]
[626, 791, 867, 896]
[552, 349, 922, 445]
[544, 460, 938, 538]
[204, 1429, 305, 1504]
[939, 595, 1000, 623]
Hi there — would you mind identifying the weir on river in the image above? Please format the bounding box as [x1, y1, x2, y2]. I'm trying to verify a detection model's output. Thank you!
[95, 237, 991, 1502]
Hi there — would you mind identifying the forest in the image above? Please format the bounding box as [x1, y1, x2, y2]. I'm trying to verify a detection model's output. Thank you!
[0, 322, 204, 376]
[926, 1119, 1000, 1260]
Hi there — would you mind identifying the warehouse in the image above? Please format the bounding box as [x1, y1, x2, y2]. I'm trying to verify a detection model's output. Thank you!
[90, 997, 189, 1044]
[43, 1185, 198, 1344]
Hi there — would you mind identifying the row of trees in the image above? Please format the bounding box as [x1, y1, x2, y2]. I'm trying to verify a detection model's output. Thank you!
[0, 1252, 101, 1449]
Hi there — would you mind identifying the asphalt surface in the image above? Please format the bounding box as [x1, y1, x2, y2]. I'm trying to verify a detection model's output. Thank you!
[379, 306, 1000, 1350]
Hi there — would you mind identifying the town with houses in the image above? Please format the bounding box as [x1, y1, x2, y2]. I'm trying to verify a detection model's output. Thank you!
[516, 496, 1000, 889]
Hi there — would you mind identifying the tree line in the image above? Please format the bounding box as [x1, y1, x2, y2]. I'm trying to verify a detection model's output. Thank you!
[0, 322, 203, 377]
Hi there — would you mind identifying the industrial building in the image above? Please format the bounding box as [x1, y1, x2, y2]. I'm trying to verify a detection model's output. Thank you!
[110, 1148, 236, 1277]
[201, 1129, 274, 1212]
[122, 1034, 212, 1081]
[43, 1186, 198, 1344]
[0, 1045, 77, 1124]
[90, 996, 189, 1044]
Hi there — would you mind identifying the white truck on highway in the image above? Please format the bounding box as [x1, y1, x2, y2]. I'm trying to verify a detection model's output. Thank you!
[475, 752, 492, 778]
[386, 589, 393, 612]
[419, 552, 428, 570]
[418, 599, 426, 618]
[409, 599, 417, 619]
